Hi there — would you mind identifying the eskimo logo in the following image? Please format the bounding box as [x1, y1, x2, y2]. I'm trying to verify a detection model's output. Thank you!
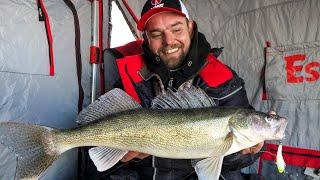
[284, 54, 320, 83]
[151, 0, 162, 6]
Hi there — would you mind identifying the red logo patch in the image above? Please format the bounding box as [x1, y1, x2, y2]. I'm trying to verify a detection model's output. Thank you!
[151, 0, 162, 6]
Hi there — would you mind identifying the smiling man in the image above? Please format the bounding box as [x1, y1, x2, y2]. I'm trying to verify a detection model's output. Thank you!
[144, 12, 193, 69]
[90, 0, 264, 179]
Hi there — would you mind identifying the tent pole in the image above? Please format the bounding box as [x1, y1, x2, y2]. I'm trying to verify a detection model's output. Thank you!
[90, 0, 100, 103]
[121, 0, 138, 23]
[105, 0, 112, 49]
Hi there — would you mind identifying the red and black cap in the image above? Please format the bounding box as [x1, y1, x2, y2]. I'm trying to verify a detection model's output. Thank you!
[137, 0, 189, 31]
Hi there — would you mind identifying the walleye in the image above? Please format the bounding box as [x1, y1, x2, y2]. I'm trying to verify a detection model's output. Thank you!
[0, 87, 287, 180]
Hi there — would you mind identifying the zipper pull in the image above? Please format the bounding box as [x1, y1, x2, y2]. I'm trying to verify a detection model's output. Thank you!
[168, 78, 173, 89]
[37, 0, 45, 21]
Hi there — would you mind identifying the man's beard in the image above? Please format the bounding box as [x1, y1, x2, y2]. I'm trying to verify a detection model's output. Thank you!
[158, 44, 186, 69]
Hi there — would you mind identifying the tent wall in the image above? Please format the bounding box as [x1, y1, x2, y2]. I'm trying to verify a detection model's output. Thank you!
[209, 0, 320, 149]
[210, 0, 320, 177]
[0, 0, 93, 179]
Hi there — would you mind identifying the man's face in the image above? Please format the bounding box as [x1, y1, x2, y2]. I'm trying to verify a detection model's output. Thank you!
[144, 12, 194, 69]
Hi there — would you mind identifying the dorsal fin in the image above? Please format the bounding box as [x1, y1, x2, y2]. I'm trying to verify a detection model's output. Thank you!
[151, 86, 216, 109]
[76, 88, 141, 124]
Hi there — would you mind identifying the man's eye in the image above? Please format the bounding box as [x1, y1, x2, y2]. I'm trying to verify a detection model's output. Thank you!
[150, 34, 162, 39]
[173, 29, 182, 33]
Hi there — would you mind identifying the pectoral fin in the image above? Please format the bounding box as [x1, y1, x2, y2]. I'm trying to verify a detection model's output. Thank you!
[89, 147, 128, 172]
[193, 156, 224, 180]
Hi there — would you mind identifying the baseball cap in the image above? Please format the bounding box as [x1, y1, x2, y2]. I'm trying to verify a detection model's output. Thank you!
[137, 0, 190, 31]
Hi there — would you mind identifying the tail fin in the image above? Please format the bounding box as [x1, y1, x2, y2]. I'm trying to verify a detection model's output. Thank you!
[0, 122, 59, 179]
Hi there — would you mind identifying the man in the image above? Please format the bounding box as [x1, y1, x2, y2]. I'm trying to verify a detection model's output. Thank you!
[88, 0, 264, 179]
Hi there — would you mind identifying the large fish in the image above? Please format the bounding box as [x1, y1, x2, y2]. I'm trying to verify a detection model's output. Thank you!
[0, 87, 287, 180]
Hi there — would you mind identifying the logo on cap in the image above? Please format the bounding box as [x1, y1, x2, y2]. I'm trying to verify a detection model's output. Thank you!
[151, 0, 162, 6]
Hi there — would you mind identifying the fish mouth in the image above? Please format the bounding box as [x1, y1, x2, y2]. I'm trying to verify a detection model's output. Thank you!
[274, 118, 288, 139]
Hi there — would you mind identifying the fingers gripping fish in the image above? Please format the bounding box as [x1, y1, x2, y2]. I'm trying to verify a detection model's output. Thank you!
[0, 86, 288, 180]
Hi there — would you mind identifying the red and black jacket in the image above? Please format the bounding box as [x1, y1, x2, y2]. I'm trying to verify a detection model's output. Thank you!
[104, 31, 250, 109]
[102, 31, 257, 177]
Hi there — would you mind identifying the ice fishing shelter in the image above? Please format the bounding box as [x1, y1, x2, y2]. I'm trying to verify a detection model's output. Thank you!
[0, 0, 319, 179]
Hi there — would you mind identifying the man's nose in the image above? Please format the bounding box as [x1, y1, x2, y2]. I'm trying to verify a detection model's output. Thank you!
[163, 31, 175, 45]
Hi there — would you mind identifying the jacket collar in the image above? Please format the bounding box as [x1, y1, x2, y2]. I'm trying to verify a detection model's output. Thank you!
[140, 23, 211, 91]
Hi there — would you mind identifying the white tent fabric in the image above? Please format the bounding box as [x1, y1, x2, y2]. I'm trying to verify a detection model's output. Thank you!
[0, 0, 93, 179]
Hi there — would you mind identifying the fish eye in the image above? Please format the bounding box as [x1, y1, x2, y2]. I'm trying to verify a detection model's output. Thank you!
[265, 116, 272, 122]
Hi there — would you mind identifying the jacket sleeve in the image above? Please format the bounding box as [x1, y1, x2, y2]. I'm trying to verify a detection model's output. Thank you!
[218, 84, 250, 107]
[204, 68, 250, 108]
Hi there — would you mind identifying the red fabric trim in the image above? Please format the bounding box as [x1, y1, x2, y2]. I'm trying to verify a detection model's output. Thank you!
[38, 0, 54, 76]
[260, 143, 320, 168]
[262, 92, 268, 100]
[199, 54, 233, 88]
[121, 0, 139, 23]
[115, 40, 143, 56]
[116, 55, 145, 103]
[90, 46, 100, 64]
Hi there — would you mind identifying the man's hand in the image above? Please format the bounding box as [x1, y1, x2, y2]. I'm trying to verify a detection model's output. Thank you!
[120, 151, 150, 162]
[241, 142, 264, 155]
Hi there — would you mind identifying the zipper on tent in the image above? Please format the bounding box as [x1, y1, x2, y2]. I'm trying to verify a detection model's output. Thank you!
[98, 0, 105, 94]
[37, 0, 55, 76]
[262, 41, 271, 100]
[62, 0, 84, 113]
